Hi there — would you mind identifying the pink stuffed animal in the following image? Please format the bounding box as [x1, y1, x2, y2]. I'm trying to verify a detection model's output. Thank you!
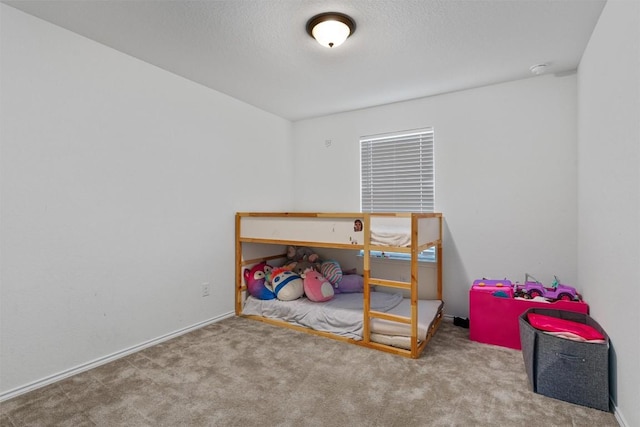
[301, 270, 334, 302]
[244, 262, 276, 300]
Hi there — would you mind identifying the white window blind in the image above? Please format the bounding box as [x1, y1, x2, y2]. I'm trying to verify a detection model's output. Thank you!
[360, 128, 434, 213]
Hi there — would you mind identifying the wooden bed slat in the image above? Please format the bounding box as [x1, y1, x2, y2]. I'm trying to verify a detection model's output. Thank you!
[241, 253, 287, 266]
[369, 310, 411, 324]
[368, 278, 411, 290]
[239, 237, 363, 250]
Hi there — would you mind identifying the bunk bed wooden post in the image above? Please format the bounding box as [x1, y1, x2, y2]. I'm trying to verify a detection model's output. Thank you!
[410, 213, 419, 358]
[235, 213, 243, 315]
[362, 213, 372, 344]
[436, 214, 443, 301]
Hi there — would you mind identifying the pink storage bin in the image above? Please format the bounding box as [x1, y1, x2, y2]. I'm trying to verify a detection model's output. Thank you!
[471, 279, 514, 297]
[469, 286, 589, 350]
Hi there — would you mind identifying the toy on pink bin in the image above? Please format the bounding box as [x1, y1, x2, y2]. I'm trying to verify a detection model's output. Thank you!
[516, 274, 580, 301]
[301, 270, 334, 302]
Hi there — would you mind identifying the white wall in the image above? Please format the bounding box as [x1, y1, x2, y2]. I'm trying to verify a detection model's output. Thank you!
[0, 5, 293, 396]
[292, 75, 578, 317]
[5, 4, 636, 422]
[577, 0, 640, 425]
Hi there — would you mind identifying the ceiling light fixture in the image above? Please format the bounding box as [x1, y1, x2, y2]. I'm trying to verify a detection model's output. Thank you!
[306, 12, 356, 48]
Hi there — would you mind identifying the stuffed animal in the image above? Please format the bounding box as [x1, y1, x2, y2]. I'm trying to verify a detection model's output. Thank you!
[301, 270, 334, 302]
[319, 259, 363, 293]
[287, 246, 321, 264]
[291, 260, 316, 276]
[244, 262, 276, 300]
[320, 260, 343, 286]
[335, 274, 364, 293]
[270, 268, 304, 301]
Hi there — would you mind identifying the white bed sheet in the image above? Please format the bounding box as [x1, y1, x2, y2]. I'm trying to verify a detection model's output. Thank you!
[370, 225, 411, 247]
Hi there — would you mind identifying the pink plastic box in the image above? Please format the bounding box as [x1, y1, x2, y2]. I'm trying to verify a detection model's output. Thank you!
[469, 285, 589, 350]
[471, 279, 514, 297]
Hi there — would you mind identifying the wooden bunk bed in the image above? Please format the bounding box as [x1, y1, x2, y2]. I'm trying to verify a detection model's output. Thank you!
[235, 212, 443, 359]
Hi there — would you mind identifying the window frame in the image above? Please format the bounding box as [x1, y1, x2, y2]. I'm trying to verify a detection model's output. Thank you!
[359, 127, 435, 262]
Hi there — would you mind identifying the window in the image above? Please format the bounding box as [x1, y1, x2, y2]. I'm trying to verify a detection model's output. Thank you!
[360, 127, 435, 261]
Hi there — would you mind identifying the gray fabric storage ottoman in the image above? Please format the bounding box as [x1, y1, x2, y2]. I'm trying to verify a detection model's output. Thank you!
[519, 308, 610, 411]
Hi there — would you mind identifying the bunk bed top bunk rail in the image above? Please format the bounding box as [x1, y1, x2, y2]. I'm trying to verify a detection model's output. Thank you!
[237, 212, 442, 250]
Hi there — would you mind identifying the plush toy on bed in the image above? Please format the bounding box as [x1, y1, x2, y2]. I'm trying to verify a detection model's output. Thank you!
[287, 246, 321, 264]
[285, 246, 323, 274]
[336, 274, 364, 293]
[291, 260, 316, 276]
[320, 260, 343, 286]
[244, 262, 276, 300]
[270, 268, 305, 301]
[320, 260, 364, 293]
[301, 270, 334, 302]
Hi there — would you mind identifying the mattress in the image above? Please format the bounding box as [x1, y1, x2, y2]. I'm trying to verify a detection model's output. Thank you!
[370, 298, 443, 338]
[242, 291, 443, 346]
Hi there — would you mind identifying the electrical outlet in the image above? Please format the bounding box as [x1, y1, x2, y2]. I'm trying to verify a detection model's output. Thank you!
[202, 283, 210, 297]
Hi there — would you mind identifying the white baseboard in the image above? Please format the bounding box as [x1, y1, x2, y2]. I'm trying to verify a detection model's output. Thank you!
[0, 312, 234, 402]
[613, 402, 628, 427]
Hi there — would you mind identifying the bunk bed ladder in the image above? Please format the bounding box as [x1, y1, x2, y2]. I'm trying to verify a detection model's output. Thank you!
[363, 213, 421, 358]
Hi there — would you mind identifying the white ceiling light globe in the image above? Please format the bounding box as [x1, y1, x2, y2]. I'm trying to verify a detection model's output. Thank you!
[312, 19, 351, 48]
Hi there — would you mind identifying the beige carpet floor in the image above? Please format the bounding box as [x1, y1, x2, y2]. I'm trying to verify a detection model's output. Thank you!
[1, 317, 618, 426]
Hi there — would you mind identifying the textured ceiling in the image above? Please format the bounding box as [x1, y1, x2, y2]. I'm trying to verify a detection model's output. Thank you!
[3, 0, 606, 121]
